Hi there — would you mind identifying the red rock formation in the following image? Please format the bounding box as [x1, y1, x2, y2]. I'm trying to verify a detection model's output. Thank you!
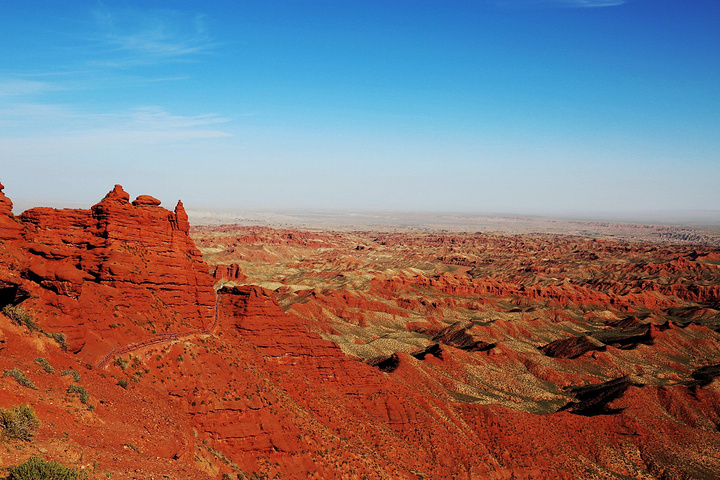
[131, 194, 161, 206]
[0, 182, 22, 241]
[8, 185, 215, 358]
[211, 263, 247, 283]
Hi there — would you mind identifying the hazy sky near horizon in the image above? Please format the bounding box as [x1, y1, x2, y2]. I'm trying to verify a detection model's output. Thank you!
[1, 0, 718, 215]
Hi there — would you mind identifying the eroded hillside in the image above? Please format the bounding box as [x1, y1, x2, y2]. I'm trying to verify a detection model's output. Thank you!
[193, 225, 720, 478]
[1, 181, 719, 479]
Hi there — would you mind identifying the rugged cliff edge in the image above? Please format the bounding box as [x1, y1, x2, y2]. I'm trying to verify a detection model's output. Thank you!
[0, 184, 215, 359]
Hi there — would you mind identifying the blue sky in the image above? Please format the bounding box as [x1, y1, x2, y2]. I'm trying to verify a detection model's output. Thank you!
[1, 0, 718, 215]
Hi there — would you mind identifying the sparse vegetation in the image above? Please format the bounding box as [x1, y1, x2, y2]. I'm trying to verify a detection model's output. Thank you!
[45, 332, 68, 351]
[124, 442, 140, 454]
[60, 370, 80, 383]
[66, 385, 89, 404]
[2, 369, 37, 390]
[1, 305, 67, 350]
[117, 379, 129, 389]
[3, 305, 37, 331]
[112, 357, 129, 370]
[206, 446, 244, 475]
[5, 456, 87, 480]
[0, 404, 41, 442]
[34, 358, 54, 374]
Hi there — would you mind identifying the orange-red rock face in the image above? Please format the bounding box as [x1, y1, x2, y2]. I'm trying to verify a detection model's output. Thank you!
[2, 183, 720, 479]
[211, 263, 247, 283]
[0, 182, 22, 242]
[0, 183, 221, 478]
[3, 184, 215, 358]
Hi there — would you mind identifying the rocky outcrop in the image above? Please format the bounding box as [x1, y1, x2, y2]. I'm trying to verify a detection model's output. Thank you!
[5, 184, 215, 357]
[211, 263, 247, 283]
[131, 194, 161, 206]
[433, 322, 495, 352]
[219, 285, 348, 361]
[0, 182, 22, 241]
[560, 376, 642, 416]
[540, 335, 606, 359]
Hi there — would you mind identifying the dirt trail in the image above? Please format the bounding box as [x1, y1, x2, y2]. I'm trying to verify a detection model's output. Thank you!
[96, 294, 220, 369]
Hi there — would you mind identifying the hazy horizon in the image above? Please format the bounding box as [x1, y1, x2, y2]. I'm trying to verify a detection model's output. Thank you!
[2, 1, 719, 214]
[9, 194, 720, 230]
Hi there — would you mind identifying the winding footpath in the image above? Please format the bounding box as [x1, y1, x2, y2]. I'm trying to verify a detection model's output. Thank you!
[96, 293, 221, 369]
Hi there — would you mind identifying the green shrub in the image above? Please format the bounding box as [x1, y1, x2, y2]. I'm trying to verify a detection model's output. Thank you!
[66, 385, 89, 405]
[5, 456, 87, 480]
[45, 332, 68, 351]
[2, 305, 37, 331]
[34, 358, 54, 374]
[117, 379, 128, 389]
[1, 305, 68, 351]
[112, 357, 128, 371]
[0, 404, 41, 442]
[60, 370, 80, 383]
[2, 369, 37, 390]
[123, 442, 140, 454]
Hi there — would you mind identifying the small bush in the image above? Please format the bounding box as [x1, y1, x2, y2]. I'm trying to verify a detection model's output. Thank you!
[2, 305, 37, 331]
[117, 379, 128, 389]
[1, 305, 68, 351]
[0, 404, 41, 442]
[5, 456, 87, 480]
[112, 357, 128, 370]
[66, 385, 89, 405]
[124, 442, 140, 454]
[60, 370, 80, 383]
[2, 369, 38, 390]
[45, 332, 68, 351]
[34, 358, 54, 374]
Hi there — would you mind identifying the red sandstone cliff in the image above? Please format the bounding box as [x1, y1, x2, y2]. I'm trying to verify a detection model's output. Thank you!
[1, 184, 215, 359]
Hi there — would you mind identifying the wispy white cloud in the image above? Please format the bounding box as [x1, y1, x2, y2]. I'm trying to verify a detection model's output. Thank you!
[0, 7, 231, 164]
[126, 106, 231, 130]
[0, 103, 84, 129]
[89, 9, 217, 67]
[0, 8, 215, 103]
[0, 103, 232, 143]
[0, 79, 62, 97]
